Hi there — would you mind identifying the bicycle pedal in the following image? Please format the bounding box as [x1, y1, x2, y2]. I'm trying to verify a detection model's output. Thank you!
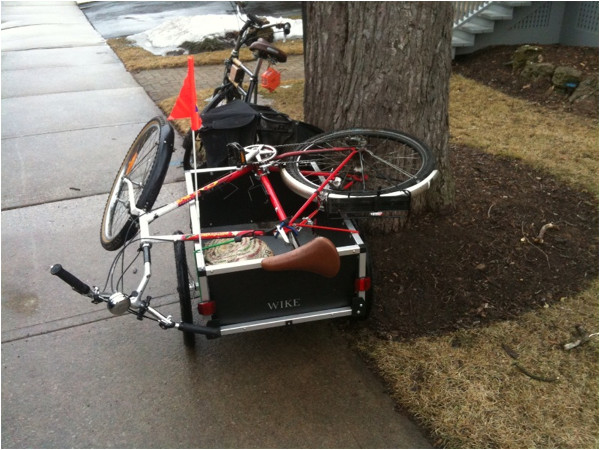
[227, 142, 246, 166]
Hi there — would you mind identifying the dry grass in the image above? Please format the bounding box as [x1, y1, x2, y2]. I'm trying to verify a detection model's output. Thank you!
[107, 37, 304, 72]
[450, 74, 599, 197]
[260, 79, 306, 120]
[125, 42, 599, 447]
[354, 280, 599, 448]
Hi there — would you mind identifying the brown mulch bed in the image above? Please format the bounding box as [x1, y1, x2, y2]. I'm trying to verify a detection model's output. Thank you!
[451, 44, 599, 119]
[364, 45, 599, 339]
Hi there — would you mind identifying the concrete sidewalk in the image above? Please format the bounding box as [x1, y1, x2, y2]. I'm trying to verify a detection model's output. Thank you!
[1, 2, 431, 448]
[1, 1, 176, 211]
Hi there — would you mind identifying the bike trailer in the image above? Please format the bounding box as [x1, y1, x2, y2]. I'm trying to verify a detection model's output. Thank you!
[183, 167, 371, 337]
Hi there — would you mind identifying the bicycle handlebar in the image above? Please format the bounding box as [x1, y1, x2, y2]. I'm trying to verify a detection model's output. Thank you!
[50, 264, 91, 295]
[50, 262, 222, 337]
[235, 2, 291, 36]
[246, 12, 264, 26]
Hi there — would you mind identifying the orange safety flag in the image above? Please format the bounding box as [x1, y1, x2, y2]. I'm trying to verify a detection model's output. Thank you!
[168, 56, 201, 131]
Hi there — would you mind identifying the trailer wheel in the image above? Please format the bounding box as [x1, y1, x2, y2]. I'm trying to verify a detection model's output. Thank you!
[174, 238, 195, 347]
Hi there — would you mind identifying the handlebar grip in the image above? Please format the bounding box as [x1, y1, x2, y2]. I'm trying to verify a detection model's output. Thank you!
[177, 322, 221, 337]
[50, 264, 91, 295]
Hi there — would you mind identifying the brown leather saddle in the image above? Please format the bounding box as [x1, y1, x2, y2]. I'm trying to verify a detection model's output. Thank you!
[261, 237, 341, 278]
[249, 38, 288, 63]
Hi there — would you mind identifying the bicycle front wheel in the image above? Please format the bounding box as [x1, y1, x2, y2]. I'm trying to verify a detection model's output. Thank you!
[100, 117, 174, 251]
[281, 129, 434, 199]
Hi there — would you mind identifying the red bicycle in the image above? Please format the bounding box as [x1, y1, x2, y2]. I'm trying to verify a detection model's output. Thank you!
[52, 115, 438, 347]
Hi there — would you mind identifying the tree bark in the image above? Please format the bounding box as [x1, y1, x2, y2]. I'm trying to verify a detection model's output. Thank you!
[304, 2, 454, 231]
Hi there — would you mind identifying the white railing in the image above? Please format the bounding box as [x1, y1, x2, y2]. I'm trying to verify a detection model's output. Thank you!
[453, 1, 492, 27]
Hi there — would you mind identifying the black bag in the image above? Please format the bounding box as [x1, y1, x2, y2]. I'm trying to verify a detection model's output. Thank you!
[253, 105, 296, 145]
[252, 105, 323, 146]
[199, 101, 324, 167]
[200, 101, 259, 167]
[294, 120, 324, 143]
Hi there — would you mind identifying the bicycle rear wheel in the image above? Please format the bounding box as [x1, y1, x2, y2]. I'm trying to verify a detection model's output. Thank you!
[100, 117, 174, 251]
[281, 128, 434, 199]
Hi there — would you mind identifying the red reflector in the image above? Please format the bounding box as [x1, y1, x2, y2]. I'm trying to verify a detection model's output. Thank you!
[355, 277, 371, 292]
[261, 67, 281, 92]
[197, 301, 216, 316]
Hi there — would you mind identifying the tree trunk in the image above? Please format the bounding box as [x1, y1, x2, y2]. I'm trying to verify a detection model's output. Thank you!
[304, 2, 454, 231]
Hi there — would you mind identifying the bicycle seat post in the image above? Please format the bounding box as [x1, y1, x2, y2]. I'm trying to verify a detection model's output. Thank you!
[248, 58, 263, 103]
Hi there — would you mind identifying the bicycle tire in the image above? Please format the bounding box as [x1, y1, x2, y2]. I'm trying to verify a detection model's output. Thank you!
[280, 128, 435, 199]
[174, 239, 195, 347]
[100, 117, 174, 251]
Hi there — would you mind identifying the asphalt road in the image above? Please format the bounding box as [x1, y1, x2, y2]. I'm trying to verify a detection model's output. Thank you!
[79, 1, 302, 39]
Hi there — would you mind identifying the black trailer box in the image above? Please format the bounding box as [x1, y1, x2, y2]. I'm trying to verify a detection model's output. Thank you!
[183, 167, 371, 335]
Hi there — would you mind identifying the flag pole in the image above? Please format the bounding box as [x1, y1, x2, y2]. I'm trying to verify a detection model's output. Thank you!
[188, 58, 201, 227]
[192, 128, 200, 229]
[167, 55, 202, 242]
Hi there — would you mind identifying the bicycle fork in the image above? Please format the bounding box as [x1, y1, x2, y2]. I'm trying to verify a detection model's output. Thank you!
[51, 178, 221, 337]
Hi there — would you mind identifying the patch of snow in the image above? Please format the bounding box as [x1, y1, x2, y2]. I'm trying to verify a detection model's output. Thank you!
[128, 14, 303, 56]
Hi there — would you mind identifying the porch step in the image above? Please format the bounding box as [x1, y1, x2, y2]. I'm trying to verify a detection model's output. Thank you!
[452, 1, 532, 56]
[479, 3, 514, 21]
[452, 29, 475, 48]
[456, 16, 495, 34]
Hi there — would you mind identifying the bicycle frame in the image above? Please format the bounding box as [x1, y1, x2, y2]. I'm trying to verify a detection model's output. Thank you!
[131, 130, 441, 300]
[206, 6, 290, 108]
[125, 144, 367, 308]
